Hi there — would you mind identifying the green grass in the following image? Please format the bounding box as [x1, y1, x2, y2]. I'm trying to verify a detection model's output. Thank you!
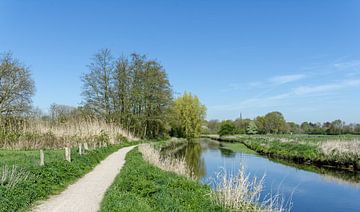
[205, 134, 360, 171]
[0, 149, 64, 168]
[100, 148, 227, 212]
[0, 141, 144, 212]
[221, 143, 256, 154]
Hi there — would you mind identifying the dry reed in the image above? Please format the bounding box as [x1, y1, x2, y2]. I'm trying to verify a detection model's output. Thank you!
[0, 165, 30, 188]
[211, 168, 291, 212]
[138, 143, 192, 177]
[320, 140, 360, 158]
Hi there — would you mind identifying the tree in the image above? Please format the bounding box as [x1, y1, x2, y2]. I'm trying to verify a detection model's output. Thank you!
[263, 111, 287, 134]
[49, 103, 76, 123]
[246, 121, 258, 135]
[287, 122, 301, 134]
[82, 49, 114, 120]
[141, 59, 172, 138]
[170, 92, 206, 139]
[0, 52, 35, 116]
[234, 118, 251, 134]
[255, 116, 266, 134]
[218, 120, 236, 136]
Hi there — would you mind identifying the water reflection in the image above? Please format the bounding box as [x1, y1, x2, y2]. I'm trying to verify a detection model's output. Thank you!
[172, 141, 206, 179]
[163, 138, 360, 212]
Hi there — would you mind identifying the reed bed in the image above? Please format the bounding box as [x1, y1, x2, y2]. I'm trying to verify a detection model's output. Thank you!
[138, 143, 192, 177]
[0, 119, 136, 150]
[211, 168, 290, 212]
[320, 140, 360, 158]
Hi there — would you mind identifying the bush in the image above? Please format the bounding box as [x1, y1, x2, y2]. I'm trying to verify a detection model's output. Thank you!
[218, 121, 236, 136]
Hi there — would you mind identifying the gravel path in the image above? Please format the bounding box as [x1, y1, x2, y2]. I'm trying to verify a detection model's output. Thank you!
[32, 145, 136, 212]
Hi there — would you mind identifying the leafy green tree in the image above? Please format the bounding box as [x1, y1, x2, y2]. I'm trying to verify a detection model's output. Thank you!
[255, 116, 266, 134]
[246, 121, 258, 135]
[170, 92, 206, 139]
[264, 111, 287, 134]
[218, 120, 236, 136]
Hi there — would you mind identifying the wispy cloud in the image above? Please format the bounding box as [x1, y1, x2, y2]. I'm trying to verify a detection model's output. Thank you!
[269, 74, 306, 85]
[294, 79, 360, 96]
[211, 79, 360, 111]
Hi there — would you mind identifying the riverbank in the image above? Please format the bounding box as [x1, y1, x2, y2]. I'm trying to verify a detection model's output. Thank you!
[203, 134, 360, 171]
[0, 141, 143, 211]
[100, 147, 226, 211]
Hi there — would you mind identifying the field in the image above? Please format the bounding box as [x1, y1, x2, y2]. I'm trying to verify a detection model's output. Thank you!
[205, 134, 360, 171]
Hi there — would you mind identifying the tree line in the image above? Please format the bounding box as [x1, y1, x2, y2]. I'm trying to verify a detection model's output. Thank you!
[204, 111, 360, 136]
[0, 51, 206, 139]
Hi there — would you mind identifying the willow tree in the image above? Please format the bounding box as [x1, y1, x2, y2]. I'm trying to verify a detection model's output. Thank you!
[170, 92, 206, 139]
[0, 52, 35, 116]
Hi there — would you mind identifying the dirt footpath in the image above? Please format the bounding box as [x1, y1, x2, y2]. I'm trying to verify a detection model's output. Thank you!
[32, 145, 136, 212]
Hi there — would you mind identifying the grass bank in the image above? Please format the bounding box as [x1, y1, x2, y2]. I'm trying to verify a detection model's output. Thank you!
[100, 148, 226, 211]
[204, 134, 360, 171]
[0, 141, 142, 211]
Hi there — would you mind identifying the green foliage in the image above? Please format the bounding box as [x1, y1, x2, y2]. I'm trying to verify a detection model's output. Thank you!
[100, 148, 226, 212]
[210, 134, 360, 171]
[246, 121, 258, 135]
[218, 121, 236, 136]
[170, 92, 206, 139]
[0, 141, 143, 211]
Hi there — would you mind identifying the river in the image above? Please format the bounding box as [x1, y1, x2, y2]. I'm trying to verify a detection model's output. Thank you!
[168, 138, 360, 212]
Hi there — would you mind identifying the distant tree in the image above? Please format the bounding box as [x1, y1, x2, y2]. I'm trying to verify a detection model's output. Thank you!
[263, 111, 287, 134]
[0, 52, 35, 116]
[255, 116, 266, 134]
[287, 122, 301, 134]
[206, 119, 221, 134]
[170, 92, 206, 139]
[49, 103, 76, 123]
[234, 118, 251, 134]
[218, 120, 236, 136]
[246, 121, 258, 135]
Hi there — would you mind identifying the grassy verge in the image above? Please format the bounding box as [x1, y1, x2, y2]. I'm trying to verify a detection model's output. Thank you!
[0, 141, 143, 211]
[204, 134, 360, 171]
[220, 142, 256, 154]
[100, 148, 226, 212]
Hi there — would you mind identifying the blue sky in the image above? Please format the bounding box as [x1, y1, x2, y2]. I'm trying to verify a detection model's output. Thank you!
[1, 0, 360, 123]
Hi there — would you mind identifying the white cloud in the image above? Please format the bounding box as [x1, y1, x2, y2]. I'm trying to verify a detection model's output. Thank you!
[269, 74, 306, 85]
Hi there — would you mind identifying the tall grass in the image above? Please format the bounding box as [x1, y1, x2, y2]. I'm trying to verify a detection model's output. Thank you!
[211, 168, 291, 212]
[320, 140, 360, 158]
[0, 165, 30, 188]
[138, 144, 192, 177]
[0, 118, 136, 150]
[24, 119, 137, 143]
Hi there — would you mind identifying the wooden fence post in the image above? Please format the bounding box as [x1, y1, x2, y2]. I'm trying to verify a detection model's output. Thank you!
[79, 144, 82, 155]
[40, 150, 45, 166]
[84, 143, 89, 151]
[65, 147, 71, 162]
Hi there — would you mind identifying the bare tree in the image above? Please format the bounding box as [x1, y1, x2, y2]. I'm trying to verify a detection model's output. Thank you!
[81, 49, 114, 120]
[0, 52, 35, 116]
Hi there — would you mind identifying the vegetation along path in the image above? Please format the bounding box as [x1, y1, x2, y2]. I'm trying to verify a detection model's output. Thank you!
[32, 145, 136, 212]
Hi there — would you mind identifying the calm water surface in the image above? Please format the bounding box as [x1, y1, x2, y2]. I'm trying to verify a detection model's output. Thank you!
[170, 139, 360, 212]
